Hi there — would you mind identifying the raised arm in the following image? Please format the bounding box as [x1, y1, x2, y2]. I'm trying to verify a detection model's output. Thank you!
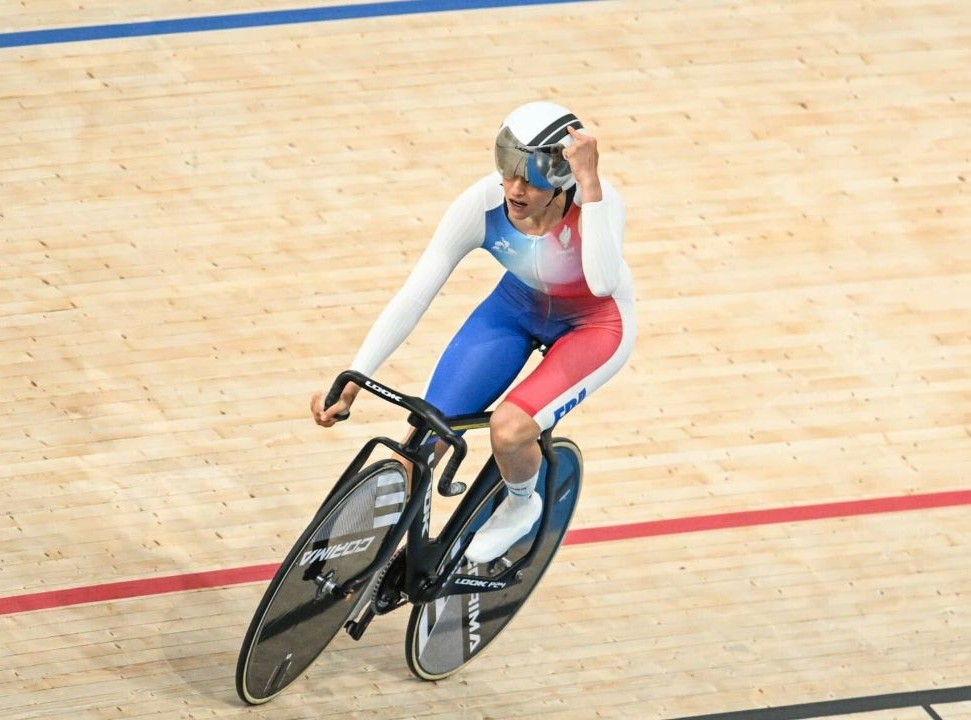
[563, 126, 626, 297]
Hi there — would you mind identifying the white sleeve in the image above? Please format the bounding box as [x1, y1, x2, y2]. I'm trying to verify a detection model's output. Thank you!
[349, 178, 490, 376]
[579, 180, 626, 297]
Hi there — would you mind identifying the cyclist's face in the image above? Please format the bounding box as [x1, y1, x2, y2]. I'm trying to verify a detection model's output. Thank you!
[502, 176, 555, 221]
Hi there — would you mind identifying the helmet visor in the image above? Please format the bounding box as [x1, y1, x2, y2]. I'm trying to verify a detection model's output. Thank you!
[494, 126, 567, 191]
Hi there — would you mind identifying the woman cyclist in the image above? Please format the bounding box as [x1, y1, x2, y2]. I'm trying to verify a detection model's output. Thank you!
[311, 100, 636, 563]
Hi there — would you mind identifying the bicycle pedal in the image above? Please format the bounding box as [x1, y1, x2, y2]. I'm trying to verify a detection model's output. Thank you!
[488, 556, 514, 574]
[461, 554, 511, 575]
[344, 607, 375, 641]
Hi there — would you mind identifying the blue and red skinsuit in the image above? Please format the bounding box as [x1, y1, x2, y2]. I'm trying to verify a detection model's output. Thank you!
[351, 173, 636, 430]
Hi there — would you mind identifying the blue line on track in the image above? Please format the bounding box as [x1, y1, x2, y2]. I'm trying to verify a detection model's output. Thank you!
[0, 0, 594, 49]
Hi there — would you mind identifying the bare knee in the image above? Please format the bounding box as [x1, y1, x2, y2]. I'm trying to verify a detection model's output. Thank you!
[490, 402, 540, 456]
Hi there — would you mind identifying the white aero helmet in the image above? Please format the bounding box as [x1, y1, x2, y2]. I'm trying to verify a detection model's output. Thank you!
[494, 101, 584, 191]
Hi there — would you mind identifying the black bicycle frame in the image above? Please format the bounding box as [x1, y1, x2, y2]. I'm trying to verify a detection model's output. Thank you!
[322, 371, 560, 602]
[408, 424, 560, 604]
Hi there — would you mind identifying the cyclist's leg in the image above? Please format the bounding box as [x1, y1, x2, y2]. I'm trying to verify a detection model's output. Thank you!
[488, 404, 542, 485]
[505, 293, 637, 432]
[394, 274, 536, 486]
[468, 294, 636, 561]
[464, 402, 544, 563]
[422, 275, 536, 418]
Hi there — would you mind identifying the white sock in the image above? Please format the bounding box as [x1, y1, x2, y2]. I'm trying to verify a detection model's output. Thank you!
[504, 472, 538, 507]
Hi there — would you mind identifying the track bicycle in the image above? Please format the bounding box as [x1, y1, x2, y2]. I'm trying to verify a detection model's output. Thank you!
[235, 369, 583, 704]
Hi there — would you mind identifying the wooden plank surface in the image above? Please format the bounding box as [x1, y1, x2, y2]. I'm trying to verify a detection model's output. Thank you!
[2, 0, 970, 718]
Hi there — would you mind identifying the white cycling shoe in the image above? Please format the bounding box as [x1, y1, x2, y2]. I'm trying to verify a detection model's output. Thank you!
[465, 492, 542, 564]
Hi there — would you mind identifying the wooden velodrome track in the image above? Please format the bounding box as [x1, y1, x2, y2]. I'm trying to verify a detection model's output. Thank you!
[2, 0, 970, 718]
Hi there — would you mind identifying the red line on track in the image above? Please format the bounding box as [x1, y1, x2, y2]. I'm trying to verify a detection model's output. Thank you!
[562, 489, 971, 545]
[2, 489, 969, 616]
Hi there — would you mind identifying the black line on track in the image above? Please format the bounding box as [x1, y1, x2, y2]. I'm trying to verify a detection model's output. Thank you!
[669, 685, 971, 720]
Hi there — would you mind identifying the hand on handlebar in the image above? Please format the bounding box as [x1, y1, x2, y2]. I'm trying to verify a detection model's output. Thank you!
[311, 382, 360, 427]
[312, 370, 469, 496]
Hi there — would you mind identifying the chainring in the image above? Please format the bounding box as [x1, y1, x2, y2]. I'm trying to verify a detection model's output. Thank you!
[371, 548, 408, 614]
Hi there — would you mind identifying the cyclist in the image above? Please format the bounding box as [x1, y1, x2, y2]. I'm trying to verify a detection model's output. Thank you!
[311, 100, 636, 563]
